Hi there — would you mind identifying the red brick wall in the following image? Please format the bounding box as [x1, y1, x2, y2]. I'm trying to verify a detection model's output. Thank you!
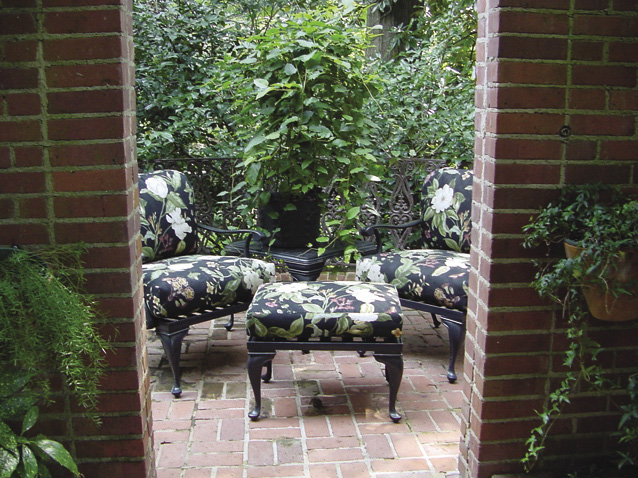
[0, 1, 153, 477]
[464, 1, 638, 477]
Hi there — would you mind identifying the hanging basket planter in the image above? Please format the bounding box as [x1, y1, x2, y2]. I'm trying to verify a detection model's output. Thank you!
[564, 240, 638, 322]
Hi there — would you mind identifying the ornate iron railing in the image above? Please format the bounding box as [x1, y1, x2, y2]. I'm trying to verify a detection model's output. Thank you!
[147, 157, 447, 250]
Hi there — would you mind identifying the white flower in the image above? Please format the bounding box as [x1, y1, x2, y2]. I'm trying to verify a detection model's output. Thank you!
[367, 263, 384, 282]
[432, 184, 454, 213]
[145, 176, 168, 198]
[445, 255, 469, 269]
[359, 303, 375, 314]
[350, 287, 384, 303]
[166, 209, 192, 240]
[243, 269, 264, 293]
[277, 282, 308, 293]
[350, 312, 378, 322]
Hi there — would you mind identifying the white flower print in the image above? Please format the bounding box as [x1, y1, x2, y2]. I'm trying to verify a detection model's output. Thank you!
[277, 282, 307, 294]
[359, 303, 375, 314]
[350, 312, 378, 322]
[445, 255, 469, 269]
[366, 263, 384, 282]
[145, 176, 168, 198]
[166, 209, 192, 240]
[243, 269, 264, 293]
[350, 287, 384, 304]
[432, 184, 454, 213]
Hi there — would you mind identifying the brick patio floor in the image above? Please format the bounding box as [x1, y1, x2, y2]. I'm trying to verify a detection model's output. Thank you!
[149, 273, 463, 478]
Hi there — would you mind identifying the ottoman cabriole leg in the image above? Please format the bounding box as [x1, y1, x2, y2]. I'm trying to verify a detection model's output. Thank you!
[247, 351, 276, 420]
[373, 353, 404, 423]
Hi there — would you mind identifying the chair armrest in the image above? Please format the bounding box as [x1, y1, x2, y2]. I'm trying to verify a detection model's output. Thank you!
[361, 219, 422, 254]
[197, 223, 266, 257]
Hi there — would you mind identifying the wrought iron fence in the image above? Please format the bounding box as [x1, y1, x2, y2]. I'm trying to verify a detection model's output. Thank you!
[147, 157, 448, 251]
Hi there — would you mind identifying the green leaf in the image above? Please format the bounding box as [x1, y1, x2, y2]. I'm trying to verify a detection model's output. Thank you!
[302, 304, 326, 314]
[253, 78, 269, 89]
[296, 39, 316, 48]
[0, 447, 19, 478]
[284, 63, 297, 75]
[31, 440, 79, 475]
[346, 207, 360, 220]
[244, 134, 266, 153]
[21, 407, 38, 435]
[298, 51, 318, 63]
[287, 318, 305, 337]
[21, 445, 38, 478]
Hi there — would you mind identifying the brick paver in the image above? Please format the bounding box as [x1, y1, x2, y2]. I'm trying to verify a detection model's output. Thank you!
[150, 272, 462, 478]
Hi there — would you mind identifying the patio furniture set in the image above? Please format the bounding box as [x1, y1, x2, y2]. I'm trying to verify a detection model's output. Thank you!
[139, 167, 473, 423]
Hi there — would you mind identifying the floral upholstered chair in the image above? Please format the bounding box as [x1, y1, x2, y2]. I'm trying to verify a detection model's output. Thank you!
[356, 167, 473, 383]
[139, 170, 276, 396]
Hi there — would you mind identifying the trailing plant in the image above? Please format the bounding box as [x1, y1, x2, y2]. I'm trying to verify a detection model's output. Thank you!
[521, 183, 638, 472]
[0, 368, 79, 478]
[225, 4, 385, 253]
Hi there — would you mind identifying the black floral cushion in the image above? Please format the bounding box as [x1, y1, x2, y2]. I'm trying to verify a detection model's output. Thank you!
[144, 255, 276, 319]
[356, 249, 470, 313]
[246, 281, 403, 340]
[139, 170, 198, 263]
[420, 168, 473, 253]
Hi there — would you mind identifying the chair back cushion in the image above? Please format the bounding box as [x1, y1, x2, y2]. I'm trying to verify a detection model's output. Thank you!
[420, 168, 473, 253]
[139, 170, 198, 263]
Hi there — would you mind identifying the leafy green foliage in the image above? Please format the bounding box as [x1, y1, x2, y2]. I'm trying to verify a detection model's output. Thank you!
[133, 0, 477, 252]
[0, 368, 79, 478]
[366, 0, 476, 164]
[522, 184, 638, 471]
[524, 184, 638, 298]
[0, 246, 108, 410]
[618, 373, 638, 468]
[133, 0, 242, 164]
[225, 5, 385, 250]
[0, 367, 79, 478]
[133, 0, 337, 167]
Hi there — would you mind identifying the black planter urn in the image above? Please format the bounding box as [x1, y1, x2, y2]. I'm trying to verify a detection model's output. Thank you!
[258, 192, 321, 249]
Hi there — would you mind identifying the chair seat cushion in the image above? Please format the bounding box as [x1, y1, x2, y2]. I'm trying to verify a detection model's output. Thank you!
[246, 281, 403, 340]
[356, 250, 470, 313]
[143, 255, 275, 320]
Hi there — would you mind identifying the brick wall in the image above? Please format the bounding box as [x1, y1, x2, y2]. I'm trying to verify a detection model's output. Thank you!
[463, 1, 638, 477]
[0, 1, 154, 477]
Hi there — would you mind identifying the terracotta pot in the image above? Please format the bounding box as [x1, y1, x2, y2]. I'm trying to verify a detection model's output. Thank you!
[564, 240, 638, 321]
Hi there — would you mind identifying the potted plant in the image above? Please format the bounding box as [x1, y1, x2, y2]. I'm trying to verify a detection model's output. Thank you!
[523, 182, 638, 321]
[521, 183, 638, 471]
[0, 245, 109, 477]
[225, 5, 383, 253]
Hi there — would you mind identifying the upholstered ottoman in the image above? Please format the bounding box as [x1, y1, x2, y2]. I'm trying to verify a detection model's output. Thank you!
[246, 281, 404, 422]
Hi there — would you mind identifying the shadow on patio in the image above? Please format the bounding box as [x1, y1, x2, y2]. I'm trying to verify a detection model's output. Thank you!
[149, 271, 463, 478]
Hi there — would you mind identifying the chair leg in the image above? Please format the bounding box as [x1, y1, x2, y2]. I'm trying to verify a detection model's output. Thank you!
[262, 359, 273, 383]
[441, 319, 465, 383]
[224, 314, 234, 331]
[247, 352, 276, 421]
[373, 353, 403, 423]
[431, 313, 441, 328]
[157, 327, 189, 397]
